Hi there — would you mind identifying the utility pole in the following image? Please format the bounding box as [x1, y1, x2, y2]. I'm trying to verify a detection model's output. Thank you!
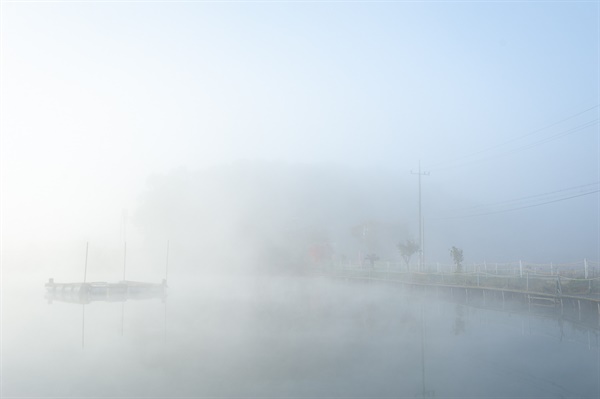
[411, 161, 429, 270]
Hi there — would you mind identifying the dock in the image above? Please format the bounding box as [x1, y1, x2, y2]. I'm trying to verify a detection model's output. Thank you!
[45, 278, 167, 304]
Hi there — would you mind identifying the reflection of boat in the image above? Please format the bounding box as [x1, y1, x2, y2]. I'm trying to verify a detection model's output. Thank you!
[45, 278, 167, 304]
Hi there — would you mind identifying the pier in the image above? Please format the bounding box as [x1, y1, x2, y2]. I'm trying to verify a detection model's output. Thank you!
[322, 264, 600, 330]
[45, 278, 167, 304]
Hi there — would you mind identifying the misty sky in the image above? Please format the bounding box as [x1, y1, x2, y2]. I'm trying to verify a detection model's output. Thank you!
[1, 1, 598, 262]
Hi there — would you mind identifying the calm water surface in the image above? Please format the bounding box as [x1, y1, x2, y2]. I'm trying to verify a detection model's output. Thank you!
[3, 273, 599, 398]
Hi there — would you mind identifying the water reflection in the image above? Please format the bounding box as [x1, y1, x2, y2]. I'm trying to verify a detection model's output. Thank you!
[44, 278, 167, 351]
[4, 276, 598, 397]
[453, 304, 465, 335]
[420, 306, 435, 398]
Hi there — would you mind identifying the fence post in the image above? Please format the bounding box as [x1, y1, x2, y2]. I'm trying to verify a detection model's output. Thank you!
[584, 258, 588, 279]
[550, 262, 553, 276]
[519, 260, 523, 278]
[526, 272, 529, 291]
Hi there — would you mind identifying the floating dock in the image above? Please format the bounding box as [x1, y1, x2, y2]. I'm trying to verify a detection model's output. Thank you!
[45, 278, 167, 304]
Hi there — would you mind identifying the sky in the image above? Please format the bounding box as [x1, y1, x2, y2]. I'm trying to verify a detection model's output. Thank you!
[1, 1, 598, 264]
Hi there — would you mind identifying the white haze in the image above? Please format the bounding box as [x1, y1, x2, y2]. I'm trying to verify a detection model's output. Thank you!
[2, 2, 598, 270]
[1, 2, 599, 398]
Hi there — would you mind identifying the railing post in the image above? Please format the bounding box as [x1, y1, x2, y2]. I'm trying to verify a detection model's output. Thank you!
[519, 260, 523, 278]
[584, 258, 588, 279]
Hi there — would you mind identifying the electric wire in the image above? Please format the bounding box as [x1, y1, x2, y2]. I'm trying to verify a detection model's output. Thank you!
[434, 187, 599, 220]
[447, 182, 600, 212]
[425, 105, 599, 172]
[428, 119, 598, 172]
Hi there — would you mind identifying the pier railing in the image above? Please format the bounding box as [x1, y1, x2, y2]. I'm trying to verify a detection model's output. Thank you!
[325, 259, 600, 298]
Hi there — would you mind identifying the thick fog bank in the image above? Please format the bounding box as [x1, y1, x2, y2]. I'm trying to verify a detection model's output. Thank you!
[133, 162, 598, 276]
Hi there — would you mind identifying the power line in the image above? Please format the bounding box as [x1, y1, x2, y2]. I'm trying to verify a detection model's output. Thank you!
[426, 105, 599, 171]
[434, 187, 599, 220]
[445, 182, 599, 213]
[510, 119, 598, 152]
[428, 119, 598, 172]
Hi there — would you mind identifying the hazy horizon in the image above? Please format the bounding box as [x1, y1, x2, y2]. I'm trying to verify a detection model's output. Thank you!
[1, 3, 599, 396]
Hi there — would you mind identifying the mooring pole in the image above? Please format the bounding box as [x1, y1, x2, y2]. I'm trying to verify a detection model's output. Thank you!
[83, 242, 89, 283]
[123, 241, 127, 281]
[122, 209, 127, 281]
[519, 260, 523, 278]
[165, 240, 170, 283]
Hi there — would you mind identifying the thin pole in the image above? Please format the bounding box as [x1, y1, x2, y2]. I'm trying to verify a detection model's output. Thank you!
[412, 161, 429, 270]
[122, 210, 127, 281]
[422, 217, 425, 271]
[123, 241, 127, 281]
[418, 161, 422, 269]
[165, 240, 170, 282]
[83, 242, 89, 283]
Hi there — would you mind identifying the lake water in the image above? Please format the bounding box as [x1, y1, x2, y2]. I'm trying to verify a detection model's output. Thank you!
[3, 273, 599, 398]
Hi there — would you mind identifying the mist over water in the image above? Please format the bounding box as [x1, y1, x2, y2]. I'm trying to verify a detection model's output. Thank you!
[1, 160, 599, 398]
[3, 1, 599, 397]
[3, 269, 598, 398]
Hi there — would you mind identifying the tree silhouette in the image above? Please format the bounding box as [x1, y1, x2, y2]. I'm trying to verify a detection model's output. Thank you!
[364, 253, 379, 268]
[397, 239, 419, 271]
[450, 246, 463, 272]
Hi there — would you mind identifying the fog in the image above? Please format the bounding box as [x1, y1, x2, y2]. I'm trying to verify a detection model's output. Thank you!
[2, 1, 599, 397]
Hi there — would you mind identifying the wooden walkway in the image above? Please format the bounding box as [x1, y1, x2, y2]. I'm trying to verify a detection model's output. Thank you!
[321, 268, 600, 327]
[325, 268, 600, 303]
[45, 278, 167, 304]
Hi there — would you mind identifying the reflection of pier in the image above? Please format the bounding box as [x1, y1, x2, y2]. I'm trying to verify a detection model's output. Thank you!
[45, 278, 167, 304]
[45, 278, 168, 349]
[328, 267, 600, 331]
[44, 241, 170, 348]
